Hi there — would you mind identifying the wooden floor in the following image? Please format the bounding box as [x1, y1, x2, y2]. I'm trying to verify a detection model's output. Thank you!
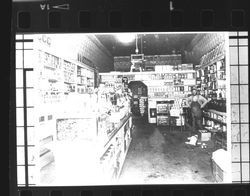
[118, 117, 216, 184]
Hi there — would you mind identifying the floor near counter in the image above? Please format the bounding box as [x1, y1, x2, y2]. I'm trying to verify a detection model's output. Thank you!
[118, 117, 216, 184]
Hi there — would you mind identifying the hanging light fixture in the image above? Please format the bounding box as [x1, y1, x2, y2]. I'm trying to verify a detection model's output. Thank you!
[135, 34, 139, 54]
[131, 34, 144, 62]
[130, 34, 144, 72]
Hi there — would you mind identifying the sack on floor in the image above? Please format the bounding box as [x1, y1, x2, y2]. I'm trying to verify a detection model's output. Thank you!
[185, 135, 198, 146]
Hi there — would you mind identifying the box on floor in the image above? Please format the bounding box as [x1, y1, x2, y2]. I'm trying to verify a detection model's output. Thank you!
[198, 130, 211, 141]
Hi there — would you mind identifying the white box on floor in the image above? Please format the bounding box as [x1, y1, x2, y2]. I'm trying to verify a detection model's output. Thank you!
[198, 130, 211, 141]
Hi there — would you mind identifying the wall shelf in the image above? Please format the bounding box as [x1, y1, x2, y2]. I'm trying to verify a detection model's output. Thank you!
[204, 116, 226, 126]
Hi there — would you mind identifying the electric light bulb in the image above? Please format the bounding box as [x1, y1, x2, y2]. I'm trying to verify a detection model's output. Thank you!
[116, 33, 135, 44]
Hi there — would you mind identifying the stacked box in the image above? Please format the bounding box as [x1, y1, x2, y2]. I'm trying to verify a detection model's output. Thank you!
[187, 64, 194, 70]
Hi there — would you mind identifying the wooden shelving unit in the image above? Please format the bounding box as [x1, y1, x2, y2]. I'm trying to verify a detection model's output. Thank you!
[35, 45, 97, 185]
[196, 40, 227, 150]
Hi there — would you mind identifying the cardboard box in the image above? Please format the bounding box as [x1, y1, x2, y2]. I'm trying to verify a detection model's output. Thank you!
[199, 130, 211, 141]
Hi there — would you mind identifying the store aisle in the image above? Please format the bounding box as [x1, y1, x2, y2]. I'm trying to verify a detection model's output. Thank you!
[119, 117, 216, 184]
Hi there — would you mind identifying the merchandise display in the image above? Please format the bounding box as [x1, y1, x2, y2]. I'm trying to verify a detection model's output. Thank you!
[145, 69, 196, 126]
[139, 97, 147, 116]
[156, 101, 172, 126]
[37, 50, 95, 104]
[203, 106, 227, 150]
[170, 99, 185, 126]
[195, 42, 227, 150]
[197, 58, 226, 100]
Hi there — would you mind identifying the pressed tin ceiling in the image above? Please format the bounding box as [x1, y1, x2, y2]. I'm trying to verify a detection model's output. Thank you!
[95, 33, 201, 57]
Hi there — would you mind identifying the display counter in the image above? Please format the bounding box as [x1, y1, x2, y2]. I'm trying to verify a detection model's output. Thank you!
[105, 113, 131, 147]
[99, 113, 132, 181]
[52, 111, 132, 185]
[49, 83, 133, 185]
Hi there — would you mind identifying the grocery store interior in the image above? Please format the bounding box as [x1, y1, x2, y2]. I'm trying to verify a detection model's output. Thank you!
[16, 32, 231, 185]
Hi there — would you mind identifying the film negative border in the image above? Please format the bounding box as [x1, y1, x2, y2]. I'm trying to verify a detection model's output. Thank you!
[15, 185, 250, 196]
[10, 1, 249, 196]
[13, 0, 248, 32]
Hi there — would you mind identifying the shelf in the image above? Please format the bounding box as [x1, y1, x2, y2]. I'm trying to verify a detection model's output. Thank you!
[207, 109, 227, 116]
[40, 135, 53, 146]
[204, 116, 226, 126]
[40, 149, 54, 169]
[204, 126, 226, 133]
[201, 55, 225, 69]
[40, 148, 51, 157]
[157, 113, 169, 115]
[100, 70, 196, 76]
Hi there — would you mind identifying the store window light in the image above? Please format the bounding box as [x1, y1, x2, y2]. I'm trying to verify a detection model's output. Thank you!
[116, 33, 135, 44]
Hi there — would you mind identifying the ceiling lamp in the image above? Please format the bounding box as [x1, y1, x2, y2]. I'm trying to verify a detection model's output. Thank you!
[135, 34, 139, 54]
[116, 33, 135, 44]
